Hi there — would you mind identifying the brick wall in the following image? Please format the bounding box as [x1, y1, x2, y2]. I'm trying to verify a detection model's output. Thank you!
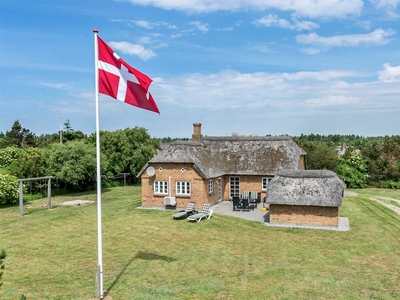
[222, 175, 269, 201]
[141, 163, 217, 209]
[269, 204, 339, 226]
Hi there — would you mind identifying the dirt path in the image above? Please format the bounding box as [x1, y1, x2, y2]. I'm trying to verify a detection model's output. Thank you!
[370, 197, 400, 215]
[344, 190, 358, 197]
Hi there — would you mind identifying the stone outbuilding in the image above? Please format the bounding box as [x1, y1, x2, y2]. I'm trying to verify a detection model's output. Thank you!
[266, 169, 346, 227]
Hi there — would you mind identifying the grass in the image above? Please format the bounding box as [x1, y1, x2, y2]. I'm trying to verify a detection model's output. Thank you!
[0, 186, 399, 299]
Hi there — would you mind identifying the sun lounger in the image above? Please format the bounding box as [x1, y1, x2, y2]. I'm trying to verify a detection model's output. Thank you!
[187, 203, 213, 222]
[172, 202, 196, 219]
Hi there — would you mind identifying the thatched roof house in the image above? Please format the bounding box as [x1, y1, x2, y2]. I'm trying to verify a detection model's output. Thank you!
[138, 123, 307, 209]
[266, 169, 346, 227]
[142, 136, 306, 179]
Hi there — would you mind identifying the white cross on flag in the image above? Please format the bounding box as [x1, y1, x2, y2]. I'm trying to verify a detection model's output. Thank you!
[97, 36, 160, 114]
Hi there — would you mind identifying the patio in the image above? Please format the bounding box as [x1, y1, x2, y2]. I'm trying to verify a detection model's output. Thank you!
[211, 201, 349, 231]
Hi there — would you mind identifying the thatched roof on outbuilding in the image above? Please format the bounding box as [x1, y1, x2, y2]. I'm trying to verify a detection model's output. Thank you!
[137, 136, 306, 179]
[266, 169, 346, 207]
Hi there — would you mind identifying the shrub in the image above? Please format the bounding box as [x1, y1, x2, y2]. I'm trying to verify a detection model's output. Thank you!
[376, 180, 400, 189]
[0, 250, 6, 288]
[0, 174, 19, 205]
[0, 147, 21, 168]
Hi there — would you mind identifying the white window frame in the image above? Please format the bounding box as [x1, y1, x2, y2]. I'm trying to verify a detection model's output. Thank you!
[230, 176, 240, 198]
[154, 180, 168, 195]
[208, 179, 214, 194]
[176, 181, 191, 196]
[262, 177, 272, 191]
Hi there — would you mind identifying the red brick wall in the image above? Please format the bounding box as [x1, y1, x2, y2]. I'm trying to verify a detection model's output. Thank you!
[141, 163, 217, 209]
[269, 204, 339, 226]
[221, 175, 268, 201]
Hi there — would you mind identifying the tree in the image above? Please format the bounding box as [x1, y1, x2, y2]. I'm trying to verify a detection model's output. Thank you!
[95, 127, 159, 182]
[0, 120, 36, 148]
[337, 151, 369, 188]
[44, 141, 105, 191]
[295, 140, 339, 171]
[0, 250, 6, 288]
[8, 147, 45, 179]
[61, 119, 86, 142]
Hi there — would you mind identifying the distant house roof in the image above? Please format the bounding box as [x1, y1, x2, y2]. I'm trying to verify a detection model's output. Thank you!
[138, 136, 306, 179]
[266, 169, 346, 207]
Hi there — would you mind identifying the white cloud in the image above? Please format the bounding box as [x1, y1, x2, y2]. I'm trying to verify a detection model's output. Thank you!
[134, 20, 153, 29]
[109, 41, 157, 61]
[300, 48, 321, 55]
[152, 68, 385, 113]
[249, 43, 275, 53]
[38, 82, 69, 89]
[370, 0, 400, 18]
[371, 0, 400, 8]
[296, 28, 396, 47]
[379, 63, 400, 82]
[123, 0, 363, 18]
[190, 21, 209, 33]
[215, 27, 234, 31]
[253, 14, 319, 31]
[305, 95, 360, 107]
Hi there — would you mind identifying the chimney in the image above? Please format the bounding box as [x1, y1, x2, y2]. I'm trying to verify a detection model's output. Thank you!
[191, 123, 203, 143]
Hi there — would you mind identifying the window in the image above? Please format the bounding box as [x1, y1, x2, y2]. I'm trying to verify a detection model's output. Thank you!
[208, 179, 214, 194]
[154, 181, 168, 194]
[230, 176, 240, 198]
[176, 181, 191, 195]
[262, 177, 272, 191]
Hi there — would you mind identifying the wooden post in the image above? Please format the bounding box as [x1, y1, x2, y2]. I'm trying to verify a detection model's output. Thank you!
[19, 181, 24, 217]
[47, 178, 51, 209]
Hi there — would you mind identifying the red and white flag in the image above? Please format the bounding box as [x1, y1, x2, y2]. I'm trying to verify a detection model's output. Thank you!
[97, 36, 160, 114]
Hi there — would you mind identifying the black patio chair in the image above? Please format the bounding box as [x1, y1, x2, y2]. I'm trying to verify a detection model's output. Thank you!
[241, 198, 250, 211]
[232, 197, 241, 211]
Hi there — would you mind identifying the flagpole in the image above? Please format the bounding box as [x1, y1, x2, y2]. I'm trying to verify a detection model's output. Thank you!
[93, 29, 104, 299]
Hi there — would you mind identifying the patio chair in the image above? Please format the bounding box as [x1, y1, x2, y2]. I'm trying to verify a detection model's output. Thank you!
[172, 202, 196, 219]
[187, 203, 213, 222]
[241, 191, 250, 200]
[232, 197, 241, 211]
[241, 198, 250, 211]
[250, 191, 259, 209]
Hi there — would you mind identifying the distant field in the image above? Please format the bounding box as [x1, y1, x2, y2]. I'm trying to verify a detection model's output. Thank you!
[0, 187, 399, 299]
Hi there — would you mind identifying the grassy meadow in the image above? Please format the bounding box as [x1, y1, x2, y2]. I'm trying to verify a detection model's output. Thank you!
[0, 186, 399, 299]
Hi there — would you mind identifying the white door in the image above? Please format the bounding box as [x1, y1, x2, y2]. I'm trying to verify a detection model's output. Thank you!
[218, 177, 222, 202]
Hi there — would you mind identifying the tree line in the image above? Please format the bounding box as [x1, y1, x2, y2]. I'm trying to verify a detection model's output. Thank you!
[294, 134, 400, 189]
[0, 120, 159, 205]
[0, 120, 399, 205]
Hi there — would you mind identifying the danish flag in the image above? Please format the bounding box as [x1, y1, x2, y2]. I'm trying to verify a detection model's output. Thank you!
[97, 36, 160, 114]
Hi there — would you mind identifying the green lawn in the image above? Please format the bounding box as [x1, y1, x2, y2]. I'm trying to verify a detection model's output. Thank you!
[1, 186, 399, 299]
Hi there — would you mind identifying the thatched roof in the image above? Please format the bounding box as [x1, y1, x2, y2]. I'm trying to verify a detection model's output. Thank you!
[266, 169, 346, 207]
[138, 136, 306, 179]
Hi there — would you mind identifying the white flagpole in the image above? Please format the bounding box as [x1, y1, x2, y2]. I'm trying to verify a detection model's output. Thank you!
[93, 29, 104, 299]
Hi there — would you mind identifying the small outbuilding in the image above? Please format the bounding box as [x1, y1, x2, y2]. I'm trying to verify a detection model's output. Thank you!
[266, 169, 346, 227]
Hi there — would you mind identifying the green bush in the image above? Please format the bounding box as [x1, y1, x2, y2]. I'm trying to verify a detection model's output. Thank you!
[0, 249, 6, 288]
[376, 180, 400, 189]
[0, 147, 21, 168]
[337, 151, 369, 188]
[0, 174, 19, 205]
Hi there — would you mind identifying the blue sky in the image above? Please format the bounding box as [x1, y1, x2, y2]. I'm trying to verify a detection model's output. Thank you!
[1, 0, 399, 139]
